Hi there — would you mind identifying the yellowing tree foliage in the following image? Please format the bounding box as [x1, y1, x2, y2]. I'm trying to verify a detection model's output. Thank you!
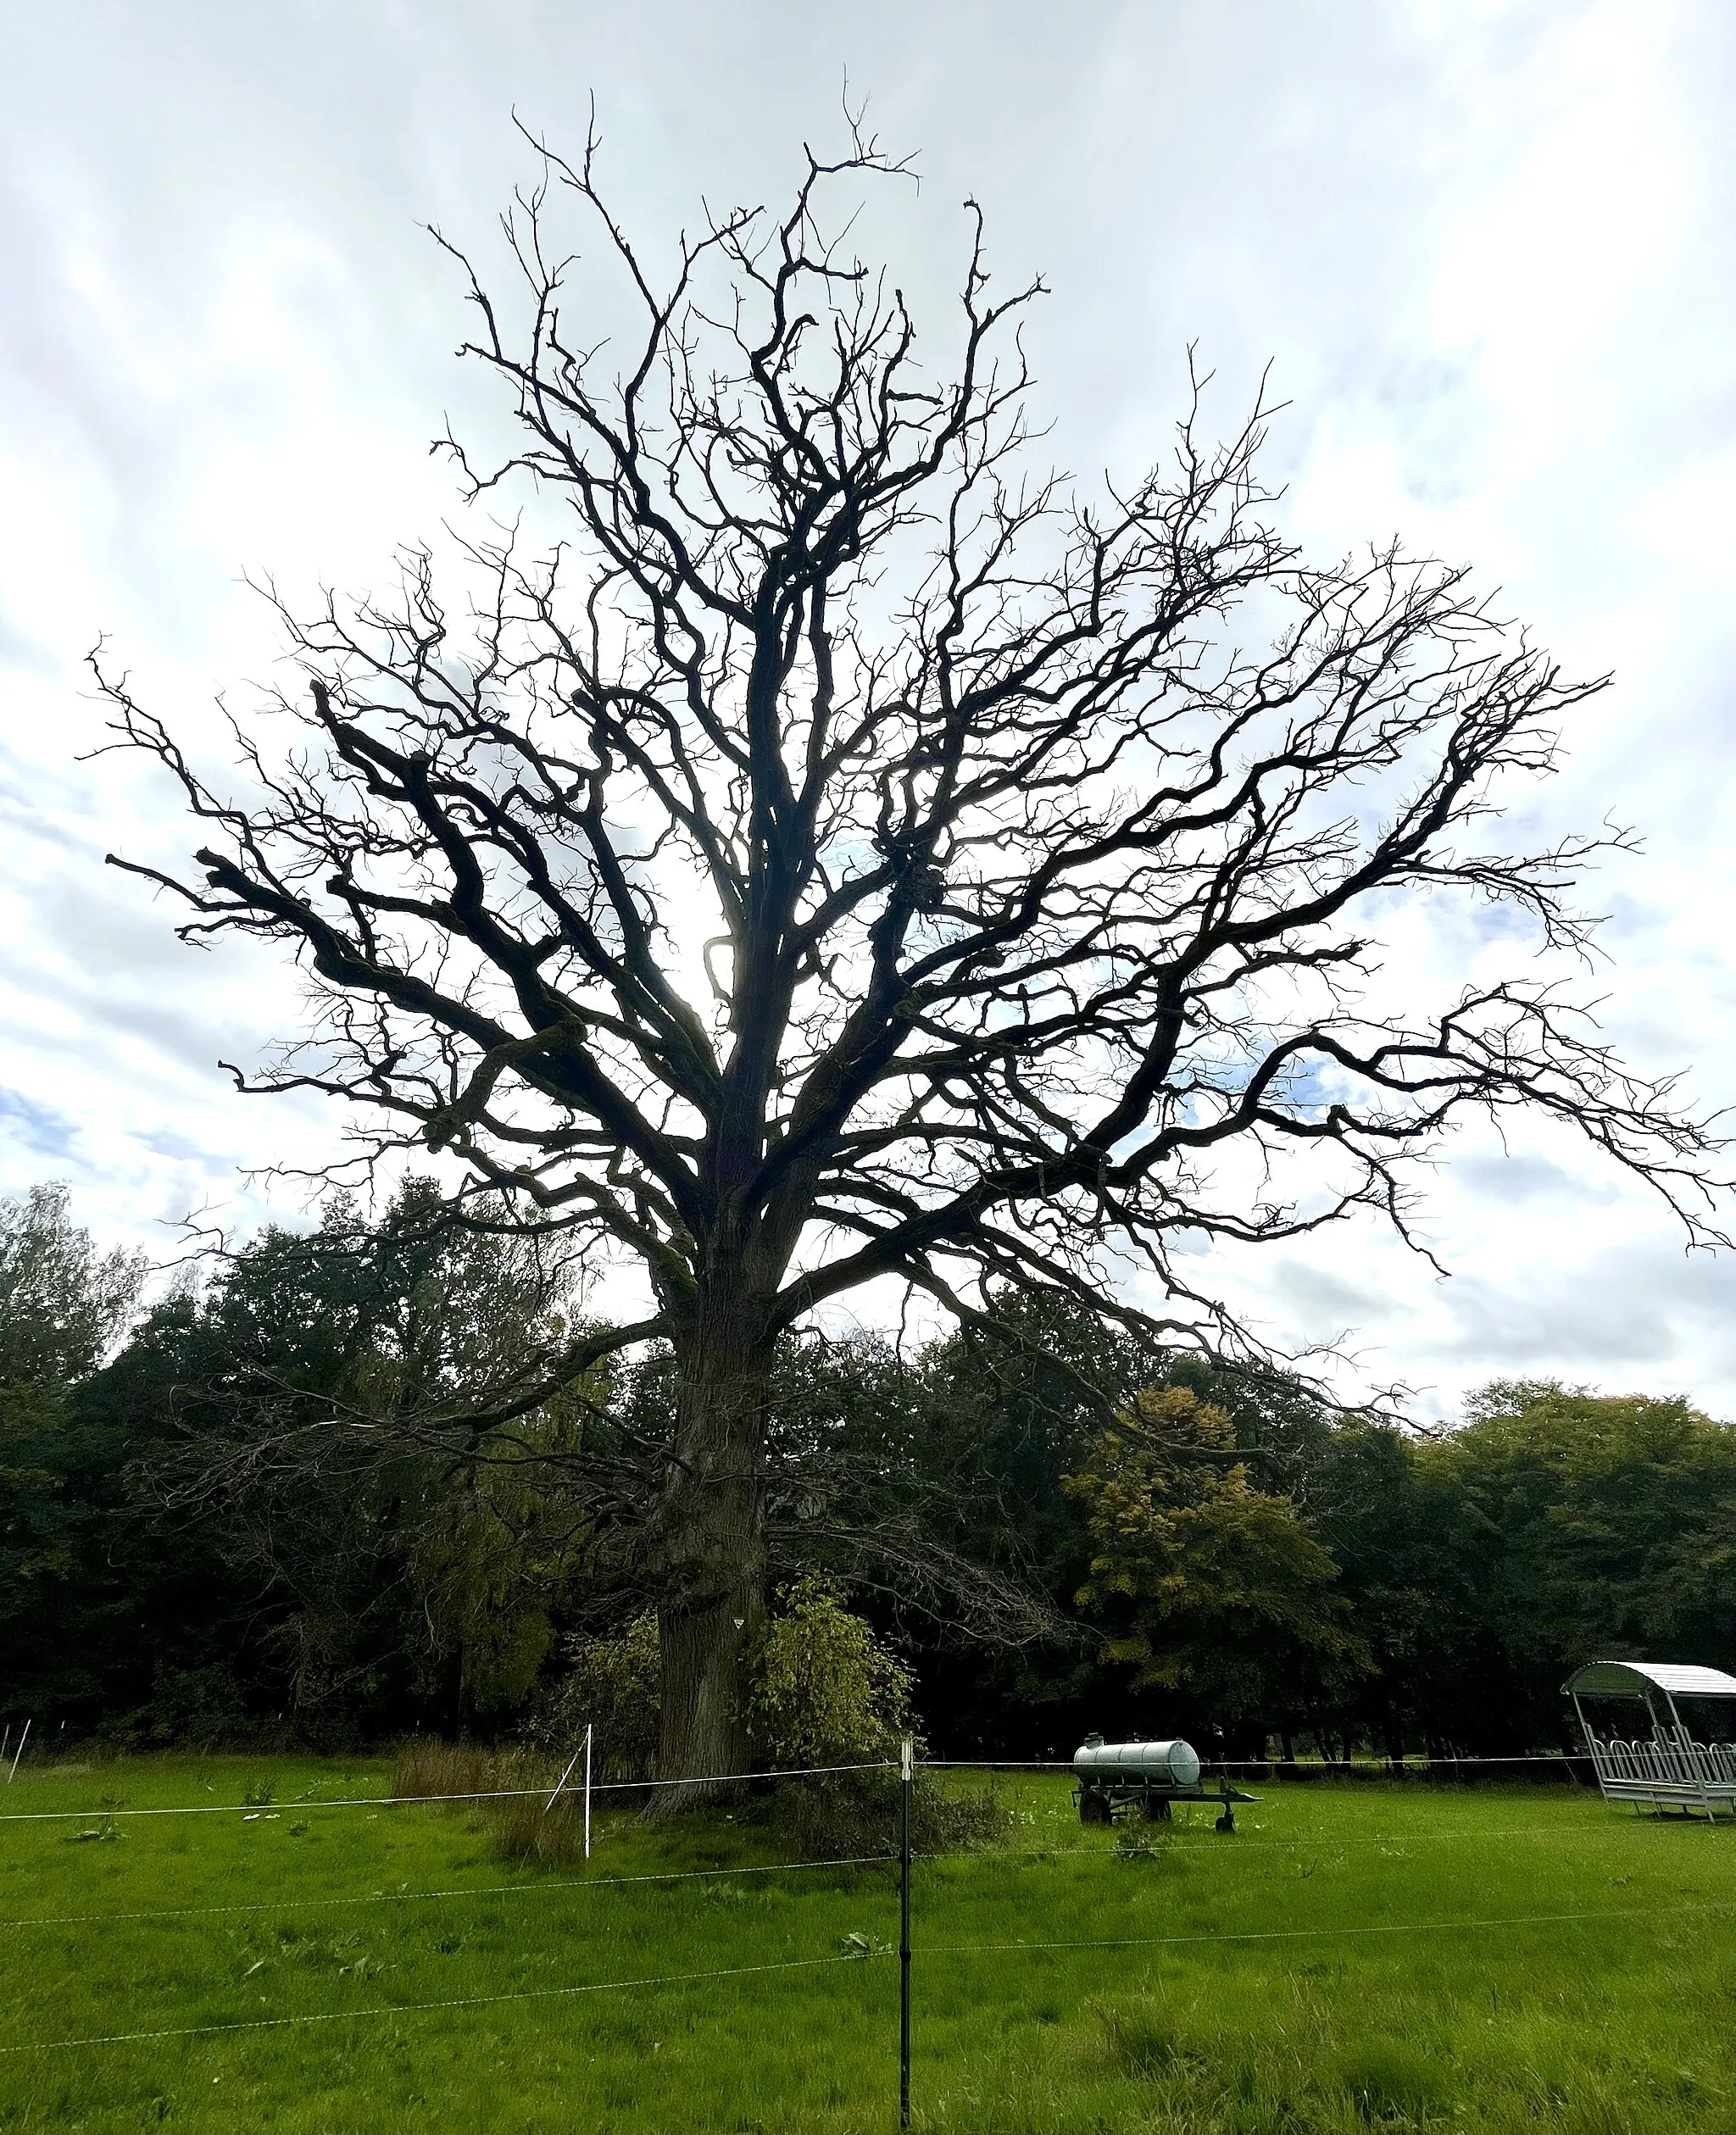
[1064, 1385, 1368, 1721]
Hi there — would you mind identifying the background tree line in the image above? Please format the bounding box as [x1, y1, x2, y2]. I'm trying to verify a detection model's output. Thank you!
[4, 1179, 1733, 1764]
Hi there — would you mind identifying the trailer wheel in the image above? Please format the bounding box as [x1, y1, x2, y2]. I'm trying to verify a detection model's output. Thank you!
[1080, 1788, 1112, 1826]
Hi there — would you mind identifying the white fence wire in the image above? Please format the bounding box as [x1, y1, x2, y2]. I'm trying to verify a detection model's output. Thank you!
[0, 1758, 896, 1826]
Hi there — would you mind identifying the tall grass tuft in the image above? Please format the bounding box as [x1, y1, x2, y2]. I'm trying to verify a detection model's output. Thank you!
[488, 1790, 592, 1866]
[1333, 2036, 1449, 2121]
[391, 1740, 593, 1865]
[392, 1740, 503, 1803]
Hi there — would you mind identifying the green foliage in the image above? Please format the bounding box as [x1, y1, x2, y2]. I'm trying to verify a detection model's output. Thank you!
[408, 1387, 604, 1719]
[0, 1186, 157, 1731]
[1410, 1380, 1736, 1744]
[138, 1665, 253, 1748]
[103, 1178, 585, 1738]
[9, 1160, 1736, 1773]
[535, 1611, 662, 1781]
[1065, 1384, 1370, 1722]
[779, 1289, 1160, 1754]
[536, 1579, 915, 1788]
[743, 1576, 975, 1854]
[0, 1183, 145, 1389]
[746, 1576, 915, 1767]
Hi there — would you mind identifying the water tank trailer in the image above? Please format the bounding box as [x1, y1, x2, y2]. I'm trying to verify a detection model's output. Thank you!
[1072, 1734, 1258, 1828]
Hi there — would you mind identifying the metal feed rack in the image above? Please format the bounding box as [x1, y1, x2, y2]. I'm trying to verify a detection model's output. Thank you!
[1072, 1735, 1258, 1830]
[1565, 1659, 1736, 1820]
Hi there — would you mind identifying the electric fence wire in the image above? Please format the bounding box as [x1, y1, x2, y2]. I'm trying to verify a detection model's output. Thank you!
[0, 1854, 893, 1932]
[1204, 1759, 1597, 1776]
[927, 1754, 1594, 1770]
[0, 1951, 872, 2058]
[938, 1820, 1709, 1867]
[0, 1758, 897, 1826]
[0, 1752, 1597, 1826]
[6, 1896, 1731, 2060]
[0, 1810, 1684, 1933]
[924, 1894, 1736, 1961]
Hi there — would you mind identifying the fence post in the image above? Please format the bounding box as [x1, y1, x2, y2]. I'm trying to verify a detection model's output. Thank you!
[8, 1720, 29, 1782]
[584, 1723, 593, 1861]
[899, 1734, 913, 2131]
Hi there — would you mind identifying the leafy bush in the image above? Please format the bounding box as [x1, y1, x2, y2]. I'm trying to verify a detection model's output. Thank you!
[526, 1579, 1008, 1854]
[102, 1664, 254, 1751]
[531, 1611, 660, 1781]
[746, 1576, 914, 1768]
[769, 1769, 1010, 1858]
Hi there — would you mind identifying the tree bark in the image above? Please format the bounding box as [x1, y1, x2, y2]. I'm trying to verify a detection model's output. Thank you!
[648, 1299, 772, 1807]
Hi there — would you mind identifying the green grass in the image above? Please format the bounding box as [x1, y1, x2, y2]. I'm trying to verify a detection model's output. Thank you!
[0, 1755, 1732, 2132]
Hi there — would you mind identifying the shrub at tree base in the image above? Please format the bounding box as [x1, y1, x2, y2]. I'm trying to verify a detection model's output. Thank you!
[533, 1612, 661, 1782]
[742, 1576, 1012, 1851]
[766, 1769, 1010, 1858]
[532, 1580, 1010, 1852]
[745, 1577, 915, 1770]
[538, 1577, 919, 1785]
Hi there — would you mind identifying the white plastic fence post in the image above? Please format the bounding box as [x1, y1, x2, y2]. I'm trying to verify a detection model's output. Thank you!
[584, 1723, 593, 1860]
[8, 1720, 30, 1782]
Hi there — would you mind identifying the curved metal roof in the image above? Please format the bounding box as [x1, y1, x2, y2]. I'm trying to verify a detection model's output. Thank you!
[1563, 1660, 1736, 1699]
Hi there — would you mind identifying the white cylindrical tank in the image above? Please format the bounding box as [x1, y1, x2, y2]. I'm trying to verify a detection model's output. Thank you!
[1072, 1737, 1201, 1788]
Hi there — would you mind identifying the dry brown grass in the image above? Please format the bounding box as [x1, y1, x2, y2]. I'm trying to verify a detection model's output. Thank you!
[391, 1739, 503, 1802]
[391, 1739, 592, 1864]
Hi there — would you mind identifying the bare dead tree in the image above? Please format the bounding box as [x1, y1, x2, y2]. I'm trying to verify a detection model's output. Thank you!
[93, 116, 1724, 1796]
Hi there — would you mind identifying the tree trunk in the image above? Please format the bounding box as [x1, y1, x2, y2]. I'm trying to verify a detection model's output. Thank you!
[648, 1299, 771, 1810]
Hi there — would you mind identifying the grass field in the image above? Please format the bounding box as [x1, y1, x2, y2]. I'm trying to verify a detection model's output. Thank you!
[0, 1754, 1732, 2133]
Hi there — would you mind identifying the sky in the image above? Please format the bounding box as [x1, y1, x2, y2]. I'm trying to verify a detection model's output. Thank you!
[3, 0, 1734, 1420]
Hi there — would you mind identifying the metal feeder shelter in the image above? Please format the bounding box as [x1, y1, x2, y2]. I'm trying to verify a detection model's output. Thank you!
[1072, 1735, 1257, 1829]
[1564, 1659, 1736, 1819]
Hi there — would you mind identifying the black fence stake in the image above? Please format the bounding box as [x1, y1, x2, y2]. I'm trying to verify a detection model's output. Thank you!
[899, 1735, 913, 2131]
